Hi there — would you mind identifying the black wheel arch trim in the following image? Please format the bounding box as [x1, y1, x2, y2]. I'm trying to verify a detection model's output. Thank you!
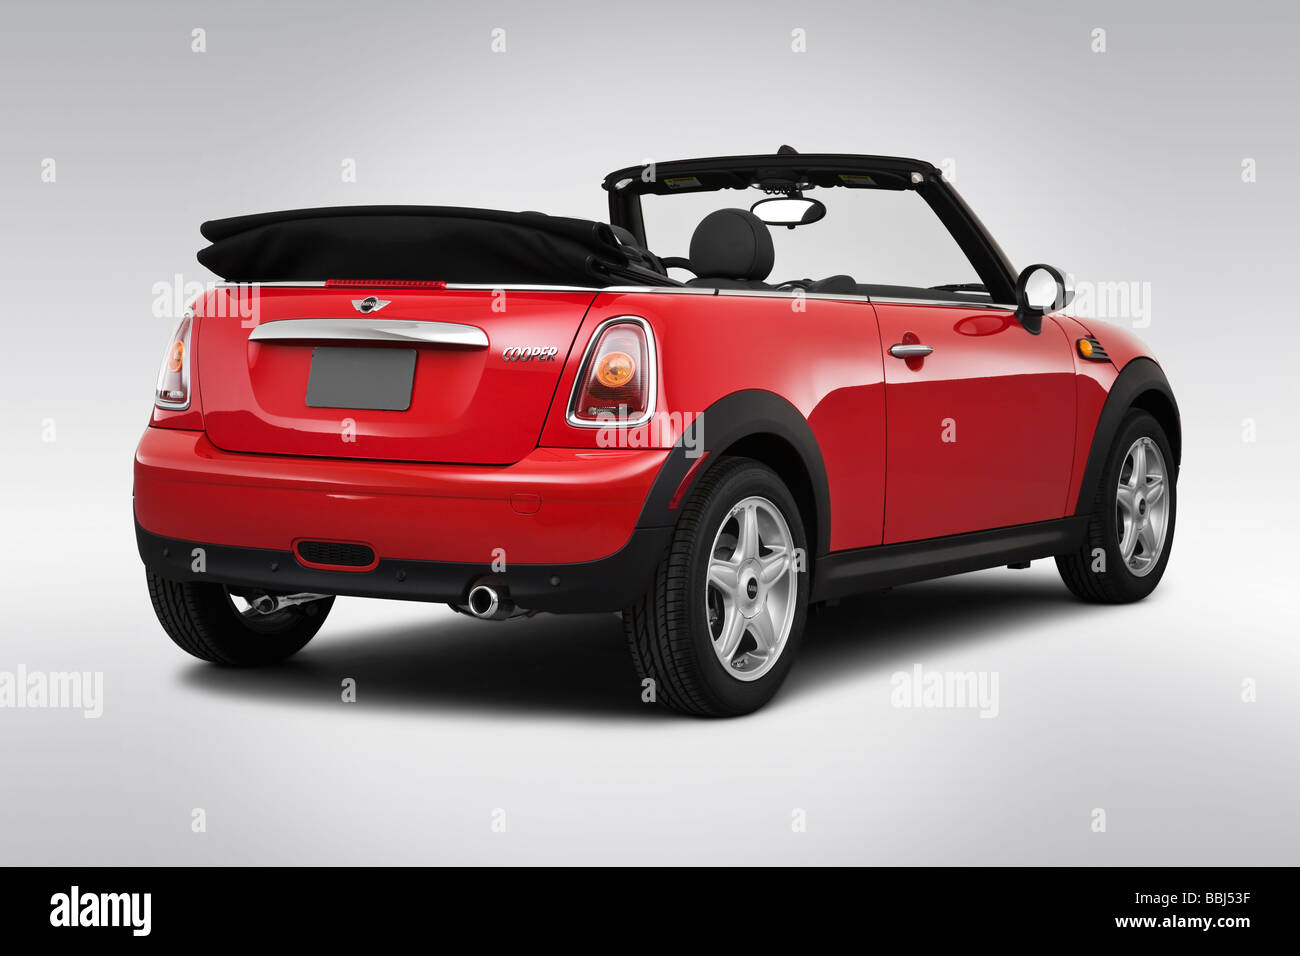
[632, 390, 832, 558]
[1074, 357, 1181, 515]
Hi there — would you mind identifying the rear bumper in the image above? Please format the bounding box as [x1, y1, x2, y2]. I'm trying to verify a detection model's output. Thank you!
[134, 426, 672, 611]
[135, 521, 671, 612]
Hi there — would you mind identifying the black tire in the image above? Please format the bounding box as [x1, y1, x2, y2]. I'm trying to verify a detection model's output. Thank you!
[624, 457, 810, 717]
[1056, 409, 1177, 603]
[146, 571, 333, 666]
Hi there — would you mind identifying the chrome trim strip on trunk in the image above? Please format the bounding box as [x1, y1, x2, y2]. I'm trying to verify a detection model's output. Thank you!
[248, 318, 489, 348]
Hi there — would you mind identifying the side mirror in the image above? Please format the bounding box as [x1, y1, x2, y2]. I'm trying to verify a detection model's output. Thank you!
[1014, 264, 1070, 334]
[750, 196, 826, 228]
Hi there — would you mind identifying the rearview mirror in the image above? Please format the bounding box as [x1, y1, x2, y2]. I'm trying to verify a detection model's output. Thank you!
[750, 196, 826, 228]
[1014, 264, 1069, 334]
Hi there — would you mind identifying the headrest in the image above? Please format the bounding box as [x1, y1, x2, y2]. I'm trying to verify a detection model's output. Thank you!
[688, 209, 774, 281]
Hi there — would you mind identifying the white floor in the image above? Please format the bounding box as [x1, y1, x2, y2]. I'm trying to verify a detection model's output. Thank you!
[2, 460, 1295, 865]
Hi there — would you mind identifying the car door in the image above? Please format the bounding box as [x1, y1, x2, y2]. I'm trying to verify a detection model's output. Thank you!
[873, 302, 1076, 544]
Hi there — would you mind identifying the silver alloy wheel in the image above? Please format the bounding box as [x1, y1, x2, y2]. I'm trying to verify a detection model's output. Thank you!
[705, 495, 799, 682]
[1116, 436, 1170, 577]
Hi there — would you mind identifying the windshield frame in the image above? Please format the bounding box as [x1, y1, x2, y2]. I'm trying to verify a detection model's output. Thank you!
[603, 152, 1018, 304]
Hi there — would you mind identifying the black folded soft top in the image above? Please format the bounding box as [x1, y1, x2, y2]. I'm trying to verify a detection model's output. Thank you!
[197, 205, 668, 287]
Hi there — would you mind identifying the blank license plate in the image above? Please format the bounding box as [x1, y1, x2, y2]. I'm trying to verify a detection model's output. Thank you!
[305, 347, 416, 411]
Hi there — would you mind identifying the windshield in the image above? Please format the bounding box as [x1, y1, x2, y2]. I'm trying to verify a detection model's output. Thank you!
[640, 186, 985, 296]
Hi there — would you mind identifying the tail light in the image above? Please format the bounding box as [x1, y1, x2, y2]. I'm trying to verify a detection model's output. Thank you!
[154, 312, 193, 409]
[567, 317, 656, 427]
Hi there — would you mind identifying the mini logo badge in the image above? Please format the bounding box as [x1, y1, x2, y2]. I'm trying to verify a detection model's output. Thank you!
[352, 296, 391, 314]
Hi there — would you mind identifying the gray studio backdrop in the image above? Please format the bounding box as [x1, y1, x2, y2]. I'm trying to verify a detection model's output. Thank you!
[0, 0, 1296, 864]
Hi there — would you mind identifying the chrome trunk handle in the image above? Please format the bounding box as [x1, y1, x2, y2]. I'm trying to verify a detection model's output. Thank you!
[249, 318, 488, 348]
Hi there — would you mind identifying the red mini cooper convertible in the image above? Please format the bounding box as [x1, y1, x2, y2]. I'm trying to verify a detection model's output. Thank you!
[135, 148, 1179, 716]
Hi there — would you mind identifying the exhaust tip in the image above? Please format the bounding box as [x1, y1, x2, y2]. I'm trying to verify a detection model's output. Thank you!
[250, 595, 278, 614]
[467, 584, 500, 619]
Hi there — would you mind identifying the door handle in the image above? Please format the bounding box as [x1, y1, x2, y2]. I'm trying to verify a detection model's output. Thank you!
[889, 343, 934, 358]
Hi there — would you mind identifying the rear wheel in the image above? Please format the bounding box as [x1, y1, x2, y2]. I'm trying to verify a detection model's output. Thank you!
[146, 571, 333, 666]
[624, 457, 810, 716]
[1056, 409, 1176, 603]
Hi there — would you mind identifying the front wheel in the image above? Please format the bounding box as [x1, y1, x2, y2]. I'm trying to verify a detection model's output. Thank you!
[1056, 409, 1177, 603]
[624, 457, 810, 716]
[147, 571, 333, 666]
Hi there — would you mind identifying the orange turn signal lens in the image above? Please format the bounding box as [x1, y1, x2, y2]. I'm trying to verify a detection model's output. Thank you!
[155, 312, 194, 410]
[568, 319, 653, 424]
[1077, 338, 1094, 358]
[594, 350, 635, 388]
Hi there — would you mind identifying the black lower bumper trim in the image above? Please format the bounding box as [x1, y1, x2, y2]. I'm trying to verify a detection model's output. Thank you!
[135, 521, 671, 613]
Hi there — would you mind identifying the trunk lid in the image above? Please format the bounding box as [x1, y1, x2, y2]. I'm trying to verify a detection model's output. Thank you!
[198, 286, 593, 464]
